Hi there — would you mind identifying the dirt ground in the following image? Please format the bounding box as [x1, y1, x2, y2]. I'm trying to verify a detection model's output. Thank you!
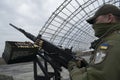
[0, 62, 70, 80]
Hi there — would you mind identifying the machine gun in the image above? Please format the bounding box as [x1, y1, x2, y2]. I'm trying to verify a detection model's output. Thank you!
[3, 23, 88, 80]
[9, 23, 74, 68]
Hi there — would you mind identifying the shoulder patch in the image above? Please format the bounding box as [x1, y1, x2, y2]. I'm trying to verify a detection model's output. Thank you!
[100, 43, 109, 50]
[94, 51, 106, 64]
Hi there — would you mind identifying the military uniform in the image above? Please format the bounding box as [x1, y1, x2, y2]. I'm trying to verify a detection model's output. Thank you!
[68, 23, 120, 80]
[68, 4, 120, 80]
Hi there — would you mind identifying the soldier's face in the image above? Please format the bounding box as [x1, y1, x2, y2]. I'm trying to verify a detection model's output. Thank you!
[95, 15, 109, 24]
[94, 14, 115, 24]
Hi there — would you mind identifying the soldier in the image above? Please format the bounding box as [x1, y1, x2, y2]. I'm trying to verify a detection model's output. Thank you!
[68, 4, 120, 80]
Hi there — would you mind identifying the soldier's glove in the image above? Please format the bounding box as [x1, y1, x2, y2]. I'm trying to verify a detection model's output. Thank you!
[68, 56, 88, 71]
[75, 56, 88, 68]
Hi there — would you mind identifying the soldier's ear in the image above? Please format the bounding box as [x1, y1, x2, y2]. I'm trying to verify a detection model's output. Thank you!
[107, 13, 115, 23]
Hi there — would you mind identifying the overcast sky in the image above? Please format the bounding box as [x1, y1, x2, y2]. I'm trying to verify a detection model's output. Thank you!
[0, 0, 64, 57]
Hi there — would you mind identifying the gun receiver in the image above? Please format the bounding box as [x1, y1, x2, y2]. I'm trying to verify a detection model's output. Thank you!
[9, 23, 74, 69]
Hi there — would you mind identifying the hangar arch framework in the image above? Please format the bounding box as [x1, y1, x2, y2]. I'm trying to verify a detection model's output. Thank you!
[39, 0, 120, 51]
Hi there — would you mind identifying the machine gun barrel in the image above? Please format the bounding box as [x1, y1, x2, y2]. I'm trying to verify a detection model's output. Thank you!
[9, 23, 36, 42]
[9, 23, 74, 68]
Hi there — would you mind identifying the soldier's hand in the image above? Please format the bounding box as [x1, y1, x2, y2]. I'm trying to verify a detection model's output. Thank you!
[75, 56, 88, 68]
[75, 56, 83, 68]
[68, 57, 88, 71]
